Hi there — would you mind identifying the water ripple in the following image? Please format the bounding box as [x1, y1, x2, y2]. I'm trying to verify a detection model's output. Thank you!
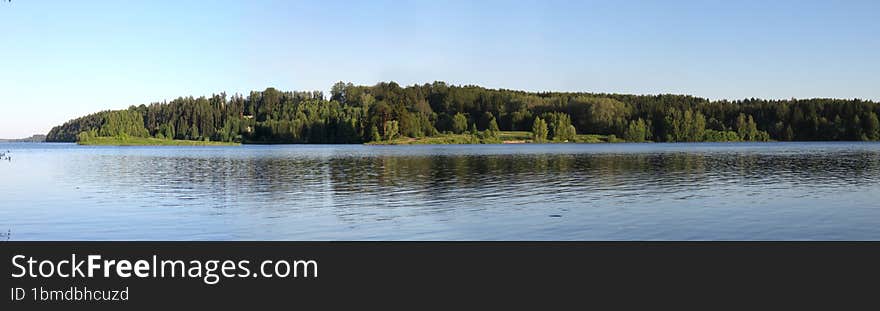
[1, 142, 880, 240]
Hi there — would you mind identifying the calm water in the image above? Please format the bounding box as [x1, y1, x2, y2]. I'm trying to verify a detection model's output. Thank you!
[1, 142, 879, 240]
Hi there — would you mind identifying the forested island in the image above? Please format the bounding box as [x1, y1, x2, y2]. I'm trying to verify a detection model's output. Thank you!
[46, 81, 880, 145]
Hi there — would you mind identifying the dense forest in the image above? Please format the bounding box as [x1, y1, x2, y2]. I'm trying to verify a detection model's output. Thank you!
[47, 81, 880, 144]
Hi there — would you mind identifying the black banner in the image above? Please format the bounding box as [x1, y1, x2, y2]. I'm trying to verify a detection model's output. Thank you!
[1, 242, 877, 309]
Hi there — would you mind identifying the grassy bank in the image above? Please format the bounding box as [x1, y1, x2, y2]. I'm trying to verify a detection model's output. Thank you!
[368, 131, 623, 145]
[78, 136, 239, 146]
[76, 131, 621, 146]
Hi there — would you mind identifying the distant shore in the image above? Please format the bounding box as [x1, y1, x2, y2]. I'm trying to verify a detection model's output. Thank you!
[0, 134, 46, 143]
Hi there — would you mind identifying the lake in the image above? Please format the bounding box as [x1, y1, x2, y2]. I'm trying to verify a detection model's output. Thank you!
[1, 142, 879, 240]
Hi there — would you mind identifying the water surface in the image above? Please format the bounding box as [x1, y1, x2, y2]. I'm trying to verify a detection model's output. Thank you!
[1, 142, 879, 240]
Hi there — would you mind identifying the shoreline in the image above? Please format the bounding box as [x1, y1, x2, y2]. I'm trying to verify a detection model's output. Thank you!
[77, 137, 240, 146]
[365, 131, 617, 145]
[18, 139, 880, 147]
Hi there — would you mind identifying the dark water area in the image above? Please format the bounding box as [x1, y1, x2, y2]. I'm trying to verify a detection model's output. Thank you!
[1, 142, 879, 240]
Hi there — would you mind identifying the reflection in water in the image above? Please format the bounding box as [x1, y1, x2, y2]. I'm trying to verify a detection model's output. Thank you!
[1, 142, 879, 240]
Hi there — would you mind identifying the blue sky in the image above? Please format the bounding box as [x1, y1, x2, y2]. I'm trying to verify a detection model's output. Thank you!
[1, 0, 878, 138]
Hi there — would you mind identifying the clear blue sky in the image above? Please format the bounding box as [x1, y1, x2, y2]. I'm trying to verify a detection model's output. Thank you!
[1, 0, 878, 138]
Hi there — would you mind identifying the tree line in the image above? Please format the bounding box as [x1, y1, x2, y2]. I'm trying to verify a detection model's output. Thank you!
[47, 81, 880, 143]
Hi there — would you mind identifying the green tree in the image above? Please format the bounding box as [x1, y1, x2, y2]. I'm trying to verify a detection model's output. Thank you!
[702, 129, 741, 142]
[330, 81, 350, 104]
[370, 125, 381, 142]
[383, 120, 399, 141]
[452, 113, 468, 134]
[866, 112, 880, 140]
[747, 115, 759, 141]
[487, 117, 500, 138]
[569, 96, 629, 134]
[163, 124, 175, 140]
[689, 110, 706, 142]
[735, 113, 762, 141]
[76, 129, 98, 142]
[736, 113, 748, 140]
[664, 109, 688, 142]
[532, 117, 548, 143]
[479, 111, 495, 130]
[552, 120, 576, 141]
[546, 112, 576, 141]
[624, 118, 648, 142]
[783, 125, 794, 141]
[98, 110, 149, 138]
